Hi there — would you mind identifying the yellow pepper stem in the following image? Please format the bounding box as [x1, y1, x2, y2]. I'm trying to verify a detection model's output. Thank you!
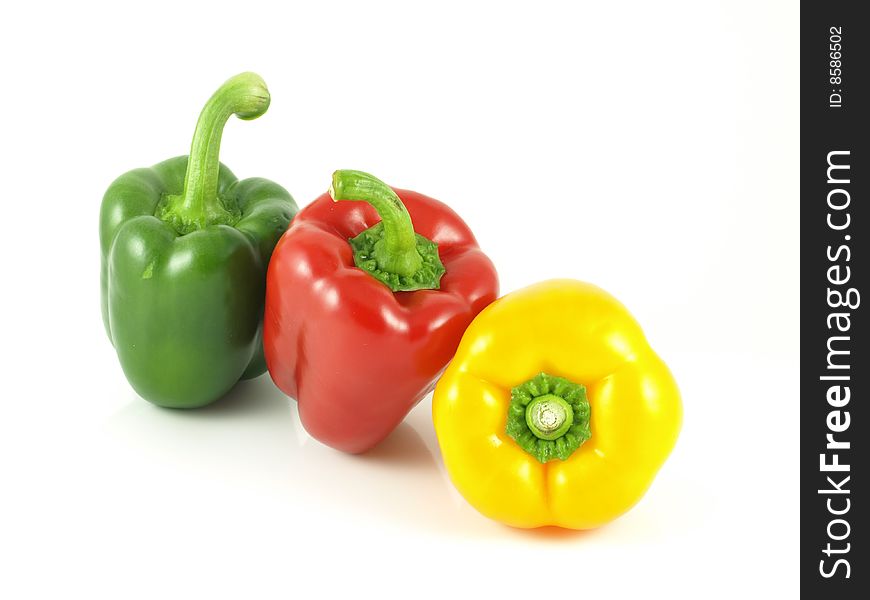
[506, 372, 591, 463]
[526, 395, 574, 440]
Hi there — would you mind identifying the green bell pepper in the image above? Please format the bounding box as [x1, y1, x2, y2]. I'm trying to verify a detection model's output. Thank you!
[99, 73, 297, 408]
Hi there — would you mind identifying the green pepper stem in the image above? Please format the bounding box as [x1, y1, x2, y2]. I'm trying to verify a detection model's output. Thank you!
[175, 72, 270, 228]
[329, 170, 423, 277]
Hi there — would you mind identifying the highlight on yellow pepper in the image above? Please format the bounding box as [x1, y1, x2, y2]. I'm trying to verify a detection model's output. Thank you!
[432, 279, 682, 529]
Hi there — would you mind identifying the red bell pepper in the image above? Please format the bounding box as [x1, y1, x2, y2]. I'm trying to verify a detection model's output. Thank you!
[264, 170, 498, 453]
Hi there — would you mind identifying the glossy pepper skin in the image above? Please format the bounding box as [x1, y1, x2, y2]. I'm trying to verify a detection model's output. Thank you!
[100, 73, 297, 408]
[432, 280, 681, 529]
[264, 170, 498, 453]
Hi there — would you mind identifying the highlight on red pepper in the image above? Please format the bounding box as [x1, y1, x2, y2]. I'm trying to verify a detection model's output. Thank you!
[264, 170, 499, 453]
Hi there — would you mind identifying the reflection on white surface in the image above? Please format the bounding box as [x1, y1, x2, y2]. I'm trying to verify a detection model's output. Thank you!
[89, 358, 719, 542]
[101, 376, 484, 536]
[2, 347, 793, 599]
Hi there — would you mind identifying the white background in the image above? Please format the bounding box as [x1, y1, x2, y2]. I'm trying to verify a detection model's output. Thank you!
[1, 1, 798, 597]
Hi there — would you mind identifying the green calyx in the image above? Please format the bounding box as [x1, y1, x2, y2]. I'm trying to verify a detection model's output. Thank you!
[329, 170, 445, 292]
[506, 372, 591, 463]
[159, 72, 271, 234]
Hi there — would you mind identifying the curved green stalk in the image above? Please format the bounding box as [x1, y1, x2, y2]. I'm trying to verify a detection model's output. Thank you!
[329, 170, 445, 291]
[163, 72, 270, 233]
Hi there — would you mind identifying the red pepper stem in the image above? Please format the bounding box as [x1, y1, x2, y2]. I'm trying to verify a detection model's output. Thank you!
[172, 73, 270, 231]
[329, 170, 423, 277]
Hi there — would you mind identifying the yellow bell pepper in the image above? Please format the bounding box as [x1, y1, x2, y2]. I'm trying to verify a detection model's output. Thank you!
[432, 279, 682, 529]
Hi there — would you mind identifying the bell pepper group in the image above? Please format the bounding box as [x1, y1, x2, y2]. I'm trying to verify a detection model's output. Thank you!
[100, 73, 681, 531]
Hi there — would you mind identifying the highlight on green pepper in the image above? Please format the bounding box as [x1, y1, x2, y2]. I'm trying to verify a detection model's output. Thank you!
[99, 72, 298, 408]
